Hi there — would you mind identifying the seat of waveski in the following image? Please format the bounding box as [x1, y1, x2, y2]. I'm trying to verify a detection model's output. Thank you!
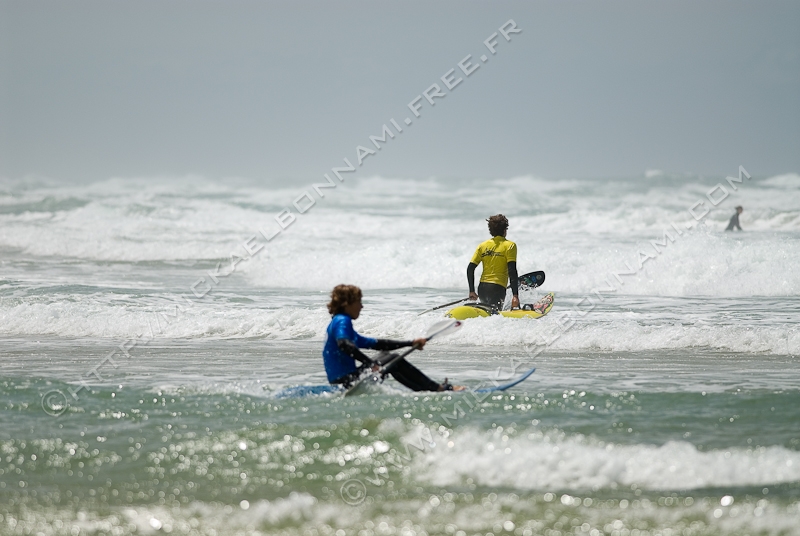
[447, 292, 555, 320]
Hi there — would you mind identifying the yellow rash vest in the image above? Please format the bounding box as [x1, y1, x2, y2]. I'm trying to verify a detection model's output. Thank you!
[470, 236, 517, 287]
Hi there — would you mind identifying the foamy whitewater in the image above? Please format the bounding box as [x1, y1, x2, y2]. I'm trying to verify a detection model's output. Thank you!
[1, 173, 799, 535]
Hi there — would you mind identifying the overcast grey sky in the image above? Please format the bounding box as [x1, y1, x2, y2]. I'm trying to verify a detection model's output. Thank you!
[1, 0, 798, 182]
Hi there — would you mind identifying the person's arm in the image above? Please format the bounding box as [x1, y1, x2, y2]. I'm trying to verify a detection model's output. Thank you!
[736, 217, 742, 231]
[506, 243, 520, 309]
[373, 339, 413, 351]
[343, 338, 425, 365]
[332, 316, 377, 365]
[374, 337, 427, 350]
[337, 339, 374, 365]
[508, 261, 519, 297]
[467, 262, 478, 300]
[353, 333, 425, 353]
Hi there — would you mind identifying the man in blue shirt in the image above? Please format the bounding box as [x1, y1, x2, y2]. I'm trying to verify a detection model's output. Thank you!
[323, 284, 462, 391]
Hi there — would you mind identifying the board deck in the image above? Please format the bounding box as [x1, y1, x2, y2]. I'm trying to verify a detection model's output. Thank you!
[474, 367, 536, 393]
[273, 368, 536, 398]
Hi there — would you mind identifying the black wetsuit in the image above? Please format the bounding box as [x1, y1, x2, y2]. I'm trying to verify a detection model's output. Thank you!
[477, 282, 508, 310]
[725, 212, 742, 231]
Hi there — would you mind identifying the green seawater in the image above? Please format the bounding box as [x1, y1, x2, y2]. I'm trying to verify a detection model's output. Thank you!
[2, 174, 799, 534]
[2, 340, 799, 536]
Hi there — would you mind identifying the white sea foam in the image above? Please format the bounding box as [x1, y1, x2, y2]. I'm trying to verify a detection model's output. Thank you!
[1, 174, 798, 266]
[1, 173, 798, 346]
[1, 296, 795, 355]
[238, 220, 800, 296]
[0, 299, 329, 340]
[411, 427, 800, 491]
[4, 496, 800, 536]
[121, 494, 348, 534]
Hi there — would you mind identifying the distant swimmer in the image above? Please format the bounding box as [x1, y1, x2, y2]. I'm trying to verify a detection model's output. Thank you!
[725, 206, 743, 231]
[323, 284, 464, 391]
[467, 214, 519, 311]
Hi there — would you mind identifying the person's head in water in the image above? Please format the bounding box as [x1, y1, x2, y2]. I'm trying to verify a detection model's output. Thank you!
[327, 284, 363, 319]
[736, 206, 743, 214]
[487, 214, 509, 237]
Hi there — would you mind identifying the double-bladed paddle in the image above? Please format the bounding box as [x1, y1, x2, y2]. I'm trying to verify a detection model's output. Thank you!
[417, 270, 546, 315]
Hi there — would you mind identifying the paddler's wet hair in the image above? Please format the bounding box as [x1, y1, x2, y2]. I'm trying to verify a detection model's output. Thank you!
[327, 284, 362, 315]
[487, 214, 509, 236]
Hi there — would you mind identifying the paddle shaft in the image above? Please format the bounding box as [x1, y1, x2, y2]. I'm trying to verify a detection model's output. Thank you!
[417, 297, 468, 315]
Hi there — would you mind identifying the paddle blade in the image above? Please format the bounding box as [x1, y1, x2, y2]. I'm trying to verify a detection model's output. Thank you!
[518, 270, 545, 290]
[424, 319, 463, 340]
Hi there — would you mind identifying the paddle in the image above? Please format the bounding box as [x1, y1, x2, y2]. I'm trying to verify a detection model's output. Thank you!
[518, 270, 546, 290]
[376, 319, 463, 377]
[417, 297, 468, 316]
[417, 270, 546, 315]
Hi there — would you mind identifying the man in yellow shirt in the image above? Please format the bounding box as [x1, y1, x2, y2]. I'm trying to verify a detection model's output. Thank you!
[467, 214, 520, 311]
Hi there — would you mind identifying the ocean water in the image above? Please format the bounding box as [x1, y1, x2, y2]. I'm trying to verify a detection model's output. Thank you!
[1, 172, 799, 535]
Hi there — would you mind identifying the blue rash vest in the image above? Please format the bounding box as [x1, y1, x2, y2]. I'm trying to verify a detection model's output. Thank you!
[323, 314, 378, 383]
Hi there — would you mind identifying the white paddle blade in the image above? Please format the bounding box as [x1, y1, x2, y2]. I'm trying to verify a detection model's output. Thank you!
[425, 319, 463, 340]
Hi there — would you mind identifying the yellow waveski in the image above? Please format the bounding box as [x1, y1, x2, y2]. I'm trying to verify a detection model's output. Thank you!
[447, 292, 555, 320]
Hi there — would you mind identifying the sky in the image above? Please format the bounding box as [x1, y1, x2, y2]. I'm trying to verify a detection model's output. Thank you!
[1, 0, 798, 182]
